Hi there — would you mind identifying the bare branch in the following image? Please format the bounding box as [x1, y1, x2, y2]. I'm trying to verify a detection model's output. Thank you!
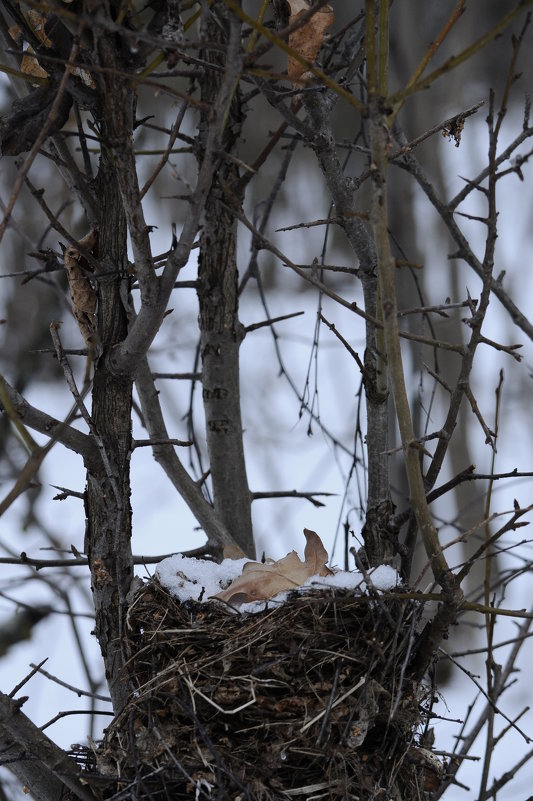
[0, 38, 80, 246]
[29, 664, 111, 702]
[251, 490, 335, 508]
[135, 355, 241, 555]
[0, 692, 96, 801]
[0, 373, 97, 462]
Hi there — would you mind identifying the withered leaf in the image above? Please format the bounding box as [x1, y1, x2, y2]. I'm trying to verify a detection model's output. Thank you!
[0, 12, 96, 157]
[27, 10, 52, 47]
[21, 48, 49, 82]
[9, 11, 50, 84]
[287, 0, 334, 83]
[215, 528, 333, 605]
[64, 230, 100, 351]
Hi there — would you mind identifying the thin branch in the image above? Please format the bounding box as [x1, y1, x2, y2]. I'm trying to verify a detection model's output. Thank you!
[0, 551, 207, 569]
[226, 0, 365, 114]
[29, 664, 111, 702]
[49, 322, 120, 502]
[398, 1, 466, 107]
[140, 101, 188, 199]
[24, 176, 99, 269]
[135, 354, 240, 554]
[9, 660, 49, 699]
[152, 372, 202, 380]
[245, 310, 304, 333]
[441, 650, 531, 743]
[0, 39, 80, 247]
[319, 313, 365, 373]
[133, 437, 193, 448]
[40, 708, 114, 732]
[51, 484, 85, 500]
[251, 490, 335, 508]
[395, 128, 533, 344]
[110, 12, 247, 377]
[389, 1, 533, 106]
[463, 383, 496, 447]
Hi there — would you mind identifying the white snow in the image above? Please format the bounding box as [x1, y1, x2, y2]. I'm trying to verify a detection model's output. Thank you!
[155, 554, 250, 603]
[156, 554, 400, 611]
[303, 563, 399, 592]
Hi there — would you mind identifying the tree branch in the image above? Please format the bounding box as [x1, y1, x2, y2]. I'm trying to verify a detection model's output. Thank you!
[135, 355, 243, 556]
[0, 692, 95, 801]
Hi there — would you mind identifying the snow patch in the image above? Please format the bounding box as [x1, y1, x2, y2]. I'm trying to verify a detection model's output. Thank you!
[156, 554, 399, 611]
[156, 554, 250, 603]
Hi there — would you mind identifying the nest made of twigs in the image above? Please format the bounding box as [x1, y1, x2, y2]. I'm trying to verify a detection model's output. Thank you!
[86, 579, 443, 800]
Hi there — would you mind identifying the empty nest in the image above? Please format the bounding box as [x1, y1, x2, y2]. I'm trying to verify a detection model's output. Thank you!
[90, 579, 443, 800]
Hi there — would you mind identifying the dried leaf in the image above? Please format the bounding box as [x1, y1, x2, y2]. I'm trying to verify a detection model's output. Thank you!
[215, 528, 333, 605]
[287, 1, 334, 83]
[64, 230, 100, 351]
[27, 10, 52, 47]
[8, 25, 22, 44]
[21, 47, 49, 81]
[10, 11, 51, 83]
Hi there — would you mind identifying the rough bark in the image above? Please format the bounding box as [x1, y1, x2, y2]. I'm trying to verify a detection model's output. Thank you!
[301, 89, 393, 565]
[197, 8, 254, 558]
[0, 692, 95, 801]
[84, 39, 134, 713]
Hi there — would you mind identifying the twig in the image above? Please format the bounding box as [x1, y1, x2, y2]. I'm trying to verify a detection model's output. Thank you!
[49, 323, 120, 505]
[51, 485, 85, 500]
[9, 660, 48, 699]
[393, 0, 466, 114]
[245, 310, 304, 333]
[40, 709, 114, 732]
[0, 551, 208, 569]
[0, 39, 80, 247]
[251, 490, 335, 508]
[319, 313, 365, 373]
[300, 678, 365, 733]
[152, 372, 202, 380]
[28, 664, 111, 702]
[463, 383, 496, 447]
[132, 438, 193, 448]
[390, 2, 533, 105]
[140, 100, 188, 200]
[442, 650, 531, 743]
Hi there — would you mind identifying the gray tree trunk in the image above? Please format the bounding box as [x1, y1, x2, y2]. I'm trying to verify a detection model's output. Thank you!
[84, 50, 134, 713]
[197, 9, 254, 558]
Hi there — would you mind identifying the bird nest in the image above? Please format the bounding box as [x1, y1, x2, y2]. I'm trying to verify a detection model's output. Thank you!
[89, 579, 444, 800]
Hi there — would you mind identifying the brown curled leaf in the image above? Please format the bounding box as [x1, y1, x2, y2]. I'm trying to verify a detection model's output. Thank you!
[215, 528, 333, 605]
[21, 47, 49, 81]
[64, 230, 100, 351]
[287, 0, 334, 84]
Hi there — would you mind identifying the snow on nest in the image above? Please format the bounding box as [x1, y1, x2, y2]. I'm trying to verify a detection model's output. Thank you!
[156, 554, 399, 614]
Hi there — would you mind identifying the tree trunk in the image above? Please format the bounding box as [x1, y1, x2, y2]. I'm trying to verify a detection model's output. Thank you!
[84, 39, 134, 713]
[197, 8, 254, 558]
